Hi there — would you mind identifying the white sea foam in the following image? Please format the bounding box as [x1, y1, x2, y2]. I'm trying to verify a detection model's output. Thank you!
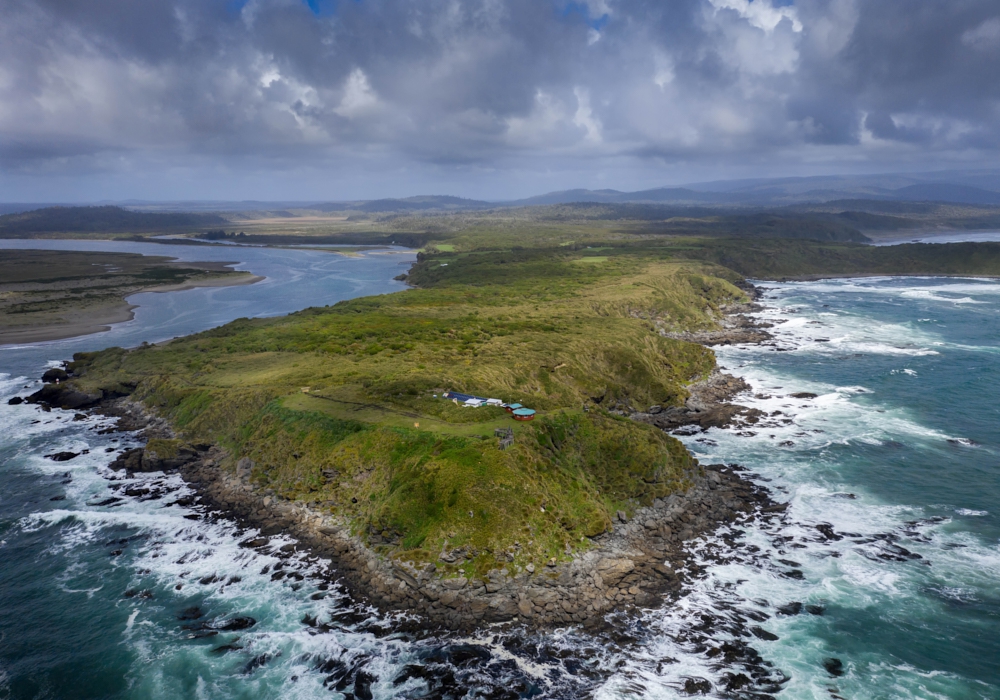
[595, 279, 1000, 699]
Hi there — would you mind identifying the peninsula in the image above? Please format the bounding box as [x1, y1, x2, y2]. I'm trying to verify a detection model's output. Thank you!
[28, 229, 1000, 629]
[0, 249, 261, 344]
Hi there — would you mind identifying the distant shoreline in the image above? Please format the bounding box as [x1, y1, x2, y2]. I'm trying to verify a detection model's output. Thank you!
[0, 272, 263, 346]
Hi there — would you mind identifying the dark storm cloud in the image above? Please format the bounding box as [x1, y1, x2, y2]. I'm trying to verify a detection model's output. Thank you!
[1, 0, 999, 196]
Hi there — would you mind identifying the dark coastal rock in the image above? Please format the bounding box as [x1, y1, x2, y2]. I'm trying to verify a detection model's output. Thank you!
[682, 676, 713, 694]
[42, 368, 69, 383]
[243, 653, 275, 675]
[45, 451, 80, 462]
[109, 448, 144, 472]
[789, 392, 818, 399]
[27, 383, 104, 410]
[177, 606, 204, 621]
[141, 441, 201, 472]
[776, 602, 802, 616]
[174, 447, 773, 632]
[633, 371, 760, 432]
[210, 644, 243, 655]
[823, 657, 844, 677]
[108, 442, 204, 473]
[215, 616, 257, 631]
[7, 396, 23, 405]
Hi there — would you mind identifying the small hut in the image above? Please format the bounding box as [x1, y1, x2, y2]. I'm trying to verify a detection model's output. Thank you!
[512, 408, 536, 421]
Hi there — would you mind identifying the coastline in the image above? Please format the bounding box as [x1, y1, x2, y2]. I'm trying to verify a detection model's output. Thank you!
[25, 283, 781, 632]
[0, 272, 262, 346]
[85, 393, 776, 632]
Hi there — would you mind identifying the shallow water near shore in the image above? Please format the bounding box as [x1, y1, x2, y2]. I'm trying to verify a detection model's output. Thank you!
[1, 252, 999, 698]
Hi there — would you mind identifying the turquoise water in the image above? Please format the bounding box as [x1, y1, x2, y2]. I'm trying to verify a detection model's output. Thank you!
[1, 251, 999, 699]
[600, 277, 1000, 699]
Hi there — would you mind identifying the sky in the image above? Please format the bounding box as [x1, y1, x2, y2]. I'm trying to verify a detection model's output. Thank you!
[2, 0, 1000, 201]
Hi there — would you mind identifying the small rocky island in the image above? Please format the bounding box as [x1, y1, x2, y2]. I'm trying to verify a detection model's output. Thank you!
[27, 240, 780, 629]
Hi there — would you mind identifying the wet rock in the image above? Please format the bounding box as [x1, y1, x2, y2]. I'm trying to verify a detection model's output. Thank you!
[109, 448, 143, 472]
[141, 440, 199, 472]
[42, 368, 69, 383]
[91, 497, 122, 507]
[7, 396, 23, 405]
[815, 523, 842, 541]
[45, 451, 79, 462]
[27, 383, 104, 410]
[750, 626, 779, 641]
[177, 606, 204, 621]
[682, 676, 713, 694]
[805, 605, 825, 616]
[776, 602, 802, 616]
[789, 392, 817, 399]
[243, 653, 274, 674]
[823, 657, 844, 677]
[353, 671, 376, 700]
[214, 616, 256, 631]
[210, 643, 243, 655]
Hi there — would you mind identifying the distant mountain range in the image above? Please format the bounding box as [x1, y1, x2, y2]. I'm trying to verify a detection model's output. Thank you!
[4, 168, 1000, 216]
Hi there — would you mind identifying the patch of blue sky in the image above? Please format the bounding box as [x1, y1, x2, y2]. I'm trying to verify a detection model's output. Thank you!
[558, 1, 609, 31]
[226, 0, 338, 17]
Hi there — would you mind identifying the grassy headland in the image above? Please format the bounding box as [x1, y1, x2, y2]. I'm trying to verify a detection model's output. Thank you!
[66, 244, 746, 577]
[58, 230, 1000, 580]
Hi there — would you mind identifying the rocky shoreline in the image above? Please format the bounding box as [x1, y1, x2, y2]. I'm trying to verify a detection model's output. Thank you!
[22, 286, 780, 632]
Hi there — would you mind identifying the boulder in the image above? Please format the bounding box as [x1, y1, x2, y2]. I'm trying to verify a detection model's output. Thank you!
[140, 439, 198, 472]
[42, 368, 68, 383]
[27, 383, 103, 410]
[109, 448, 143, 471]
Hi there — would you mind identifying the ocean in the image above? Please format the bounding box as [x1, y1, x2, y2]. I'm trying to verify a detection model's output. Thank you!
[1, 244, 998, 699]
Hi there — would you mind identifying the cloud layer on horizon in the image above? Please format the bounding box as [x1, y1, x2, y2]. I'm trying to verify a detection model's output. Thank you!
[2, 0, 999, 199]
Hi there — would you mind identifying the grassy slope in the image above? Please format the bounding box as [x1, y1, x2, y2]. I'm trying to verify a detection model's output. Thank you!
[64, 231, 1000, 578]
[673, 238, 1000, 278]
[68, 246, 744, 577]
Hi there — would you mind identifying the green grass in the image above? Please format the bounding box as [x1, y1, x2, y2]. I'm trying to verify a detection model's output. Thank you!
[64, 229, 1000, 579]
[67, 244, 739, 577]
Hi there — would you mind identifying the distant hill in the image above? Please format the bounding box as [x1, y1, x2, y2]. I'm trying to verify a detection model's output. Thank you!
[889, 183, 1000, 205]
[313, 195, 492, 213]
[0, 203, 59, 216]
[0, 206, 227, 235]
[511, 170, 1000, 208]
[510, 187, 733, 206]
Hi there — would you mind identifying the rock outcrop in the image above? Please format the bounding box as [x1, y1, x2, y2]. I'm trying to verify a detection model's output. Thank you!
[177, 452, 771, 631]
[633, 370, 763, 432]
[660, 302, 773, 346]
